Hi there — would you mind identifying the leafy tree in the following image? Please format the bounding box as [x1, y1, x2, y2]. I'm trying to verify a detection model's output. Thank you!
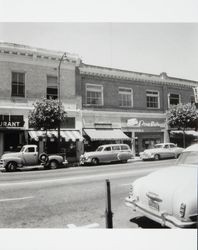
[167, 103, 198, 147]
[29, 98, 67, 130]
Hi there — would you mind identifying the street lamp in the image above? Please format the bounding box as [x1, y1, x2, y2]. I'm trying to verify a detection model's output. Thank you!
[57, 52, 67, 153]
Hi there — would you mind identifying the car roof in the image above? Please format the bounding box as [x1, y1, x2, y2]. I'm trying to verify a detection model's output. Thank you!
[98, 144, 128, 147]
[183, 143, 198, 152]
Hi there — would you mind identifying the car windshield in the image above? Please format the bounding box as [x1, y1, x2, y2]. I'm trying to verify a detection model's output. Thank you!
[20, 146, 26, 152]
[96, 146, 104, 152]
[154, 144, 163, 148]
[177, 151, 198, 165]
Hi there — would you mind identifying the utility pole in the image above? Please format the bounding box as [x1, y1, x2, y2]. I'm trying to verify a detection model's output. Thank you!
[105, 179, 113, 228]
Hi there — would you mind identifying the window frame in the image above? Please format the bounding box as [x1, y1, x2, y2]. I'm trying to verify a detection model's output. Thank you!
[85, 83, 104, 106]
[46, 75, 58, 100]
[118, 87, 133, 108]
[168, 93, 181, 108]
[11, 71, 25, 98]
[146, 89, 160, 109]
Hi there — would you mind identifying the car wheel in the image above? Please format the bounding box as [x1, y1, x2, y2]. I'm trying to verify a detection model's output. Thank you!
[91, 158, 99, 165]
[6, 162, 17, 172]
[154, 154, 160, 161]
[39, 153, 49, 164]
[121, 160, 127, 163]
[49, 160, 59, 169]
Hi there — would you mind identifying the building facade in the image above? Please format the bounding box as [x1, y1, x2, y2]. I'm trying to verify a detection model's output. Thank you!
[1, 42, 198, 158]
[0, 42, 83, 160]
[78, 64, 197, 154]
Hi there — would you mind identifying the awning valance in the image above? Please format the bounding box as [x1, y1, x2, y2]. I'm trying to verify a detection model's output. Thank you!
[170, 130, 198, 137]
[28, 130, 83, 142]
[83, 129, 130, 141]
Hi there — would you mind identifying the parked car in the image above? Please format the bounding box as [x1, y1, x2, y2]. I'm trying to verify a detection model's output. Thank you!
[125, 143, 198, 228]
[80, 144, 134, 165]
[0, 144, 68, 172]
[139, 143, 184, 160]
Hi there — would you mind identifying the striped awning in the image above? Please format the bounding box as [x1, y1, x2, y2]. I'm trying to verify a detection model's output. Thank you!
[170, 130, 198, 137]
[28, 130, 83, 142]
[83, 129, 130, 141]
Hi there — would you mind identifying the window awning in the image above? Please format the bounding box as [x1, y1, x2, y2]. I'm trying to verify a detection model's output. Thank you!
[28, 130, 83, 142]
[170, 130, 198, 137]
[83, 129, 130, 141]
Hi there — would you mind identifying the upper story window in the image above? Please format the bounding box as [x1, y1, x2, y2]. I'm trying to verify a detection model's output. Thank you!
[11, 72, 25, 97]
[146, 90, 160, 109]
[168, 93, 180, 107]
[119, 87, 133, 107]
[86, 84, 103, 106]
[47, 76, 58, 99]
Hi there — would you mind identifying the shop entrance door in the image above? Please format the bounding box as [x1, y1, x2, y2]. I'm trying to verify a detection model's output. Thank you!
[4, 131, 20, 152]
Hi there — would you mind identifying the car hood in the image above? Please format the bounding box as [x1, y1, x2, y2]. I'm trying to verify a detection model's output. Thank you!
[1, 152, 22, 159]
[142, 148, 163, 154]
[134, 165, 198, 214]
[82, 151, 102, 157]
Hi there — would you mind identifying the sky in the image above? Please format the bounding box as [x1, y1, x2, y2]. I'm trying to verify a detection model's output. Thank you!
[0, 22, 198, 81]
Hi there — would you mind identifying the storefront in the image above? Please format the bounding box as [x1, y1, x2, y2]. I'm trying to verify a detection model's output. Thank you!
[123, 117, 168, 155]
[0, 114, 25, 156]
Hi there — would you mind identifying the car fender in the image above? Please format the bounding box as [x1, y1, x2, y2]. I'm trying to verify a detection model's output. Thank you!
[4, 157, 23, 167]
[48, 155, 63, 163]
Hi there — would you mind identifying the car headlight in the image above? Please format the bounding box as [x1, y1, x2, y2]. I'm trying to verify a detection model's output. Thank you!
[179, 203, 186, 218]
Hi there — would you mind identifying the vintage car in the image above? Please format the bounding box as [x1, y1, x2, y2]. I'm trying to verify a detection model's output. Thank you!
[139, 143, 184, 160]
[125, 143, 198, 228]
[0, 144, 68, 172]
[80, 143, 134, 165]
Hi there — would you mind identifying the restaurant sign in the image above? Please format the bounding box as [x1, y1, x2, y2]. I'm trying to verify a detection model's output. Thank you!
[127, 118, 165, 128]
[0, 115, 24, 128]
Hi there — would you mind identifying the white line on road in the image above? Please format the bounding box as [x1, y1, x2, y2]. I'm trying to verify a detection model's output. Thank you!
[0, 196, 34, 202]
[0, 167, 163, 187]
[67, 223, 100, 228]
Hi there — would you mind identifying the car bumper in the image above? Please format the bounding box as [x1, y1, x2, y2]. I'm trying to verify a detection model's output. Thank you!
[0, 161, 5, 170]
[125, 196, 196, 228]
[80, 158, 92, 165]
[139, 154, 154, 160]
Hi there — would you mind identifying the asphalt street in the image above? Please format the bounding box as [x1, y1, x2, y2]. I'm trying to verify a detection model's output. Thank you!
[0, 158, 176, 228]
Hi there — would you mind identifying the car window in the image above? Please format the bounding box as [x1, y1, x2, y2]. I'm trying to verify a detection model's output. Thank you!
[154, 144, 163, 148]
[25, 147, 35, 153]
[164, 145, 169, 149]
[96, 146, 103, 151]
[112, 146, 120, 151]
[177, 151, 198, 165]
[121, 145, 129, 150]
[104, 146, 111, 151]
[170, 144, 176, 148]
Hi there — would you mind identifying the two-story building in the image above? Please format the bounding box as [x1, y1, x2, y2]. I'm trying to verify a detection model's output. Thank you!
[0, 42, 83, 159]
[78, 64, 197, 154]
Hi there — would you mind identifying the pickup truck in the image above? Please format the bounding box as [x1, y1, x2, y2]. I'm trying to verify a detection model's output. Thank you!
[0, 144, 68, 172]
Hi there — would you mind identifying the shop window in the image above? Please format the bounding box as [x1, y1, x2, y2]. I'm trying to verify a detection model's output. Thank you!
[11, 72, 25, 97]
[119, 87, 133, 107]
[47, 75, 58, 99]
[168, 93, 180, 107]
[146, 90, 159, 109]
[86, 84, 103, 106]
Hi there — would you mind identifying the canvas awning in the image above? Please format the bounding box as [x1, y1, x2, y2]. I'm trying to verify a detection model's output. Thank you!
[83, 129, 130, 141]
[28, 130, 84, 142]
[170, 130, 198, 137]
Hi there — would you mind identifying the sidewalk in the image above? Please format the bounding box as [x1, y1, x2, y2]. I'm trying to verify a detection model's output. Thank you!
[128, 156, 141, 163]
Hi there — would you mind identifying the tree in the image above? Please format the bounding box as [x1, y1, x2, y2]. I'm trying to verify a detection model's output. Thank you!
[167, 103, 198, 147]
[29, 98, 67, 130]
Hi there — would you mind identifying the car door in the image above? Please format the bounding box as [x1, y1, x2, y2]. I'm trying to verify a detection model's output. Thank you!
[101, 146, 114, 162]
[119, 145, 132, 160]
[22, 146, 38, 166]
[111, 145, 121, 161]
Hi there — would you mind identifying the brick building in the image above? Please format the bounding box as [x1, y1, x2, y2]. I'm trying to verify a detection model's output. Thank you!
[0, 42, 197, 158]
[78, 64, 198, 155]
[0, 42, 83, 160]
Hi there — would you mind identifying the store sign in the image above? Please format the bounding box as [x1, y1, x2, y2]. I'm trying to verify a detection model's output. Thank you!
[0, 115, 24, 128]
[127, 118, 165, 128]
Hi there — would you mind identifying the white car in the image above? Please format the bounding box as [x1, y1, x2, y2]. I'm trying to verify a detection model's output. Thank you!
[139, 143, 184, 160]
[125, 143, 198, 228]
[80, 144, 134, 165]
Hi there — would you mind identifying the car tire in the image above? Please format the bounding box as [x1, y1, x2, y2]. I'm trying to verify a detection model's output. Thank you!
[6, 162, 17, 172]
[121, 160, 127, 163]
[154, 154, 160, 161]
[49, 160, 59, 169]
[91, 158, 99, 165]
[39, 153, 49, 164]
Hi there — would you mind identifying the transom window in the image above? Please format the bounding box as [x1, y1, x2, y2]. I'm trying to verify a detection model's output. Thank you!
[47, 76, 58, 99]
[169, 93, 180, 106]
[86, 84, 103, 106]
[119, 87, 133, 107]
[146, 90, 159, 109]
[11, 72, 25, 97]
